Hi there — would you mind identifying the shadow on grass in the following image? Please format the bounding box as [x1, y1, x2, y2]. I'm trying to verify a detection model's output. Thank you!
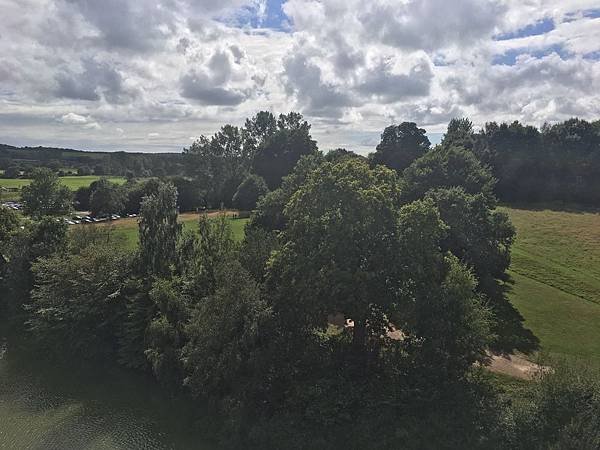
[485, 276, 540, 355]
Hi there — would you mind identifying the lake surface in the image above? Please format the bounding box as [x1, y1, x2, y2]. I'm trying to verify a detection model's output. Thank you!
[0, 336, 214, 449]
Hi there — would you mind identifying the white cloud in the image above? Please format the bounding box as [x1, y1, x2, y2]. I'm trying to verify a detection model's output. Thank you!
[59, 112, 89, 125]
[0, 0, 598, 154]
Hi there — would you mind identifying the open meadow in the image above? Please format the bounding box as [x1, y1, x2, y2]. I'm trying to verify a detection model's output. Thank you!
[502, 206, 600, 365]
[0, 176, 127, 195]
[87, 212, 249, 250]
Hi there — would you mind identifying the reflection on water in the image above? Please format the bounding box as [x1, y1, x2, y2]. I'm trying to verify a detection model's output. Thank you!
[0, 337, 213, 449]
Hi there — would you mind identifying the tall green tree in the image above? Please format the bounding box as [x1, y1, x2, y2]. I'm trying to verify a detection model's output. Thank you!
[138, 182, 182, 277]
[369, 122, 430, 172]
[401, 146, 496, 204]
[184, 125, 251, 207]
[252, 112, 318, 190]
[21, 168, 72, 217]
[232, 173, 268, 211]
[267, 159, 405, 361]
[89, 178, 125, 217]
[441, 118, 475, 150]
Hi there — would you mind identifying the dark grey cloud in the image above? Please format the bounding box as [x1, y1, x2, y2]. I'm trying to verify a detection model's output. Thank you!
[64, 0, 179, 52]
[55, 58, 131, 103]
[180, 71, 246, 106]
[283, 52, 355, 117]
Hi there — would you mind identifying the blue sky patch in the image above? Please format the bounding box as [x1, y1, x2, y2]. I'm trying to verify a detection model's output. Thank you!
[583, 8, 600, 19]
[229, 0, 289, 30]
[492, 44, 571, 66]
[494, 18, 554, 41]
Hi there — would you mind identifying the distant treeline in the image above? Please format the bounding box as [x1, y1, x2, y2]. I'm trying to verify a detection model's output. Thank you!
[461, 118, 600, 205]
[3, 116, 600, 206]
[0, 144, 184, 177]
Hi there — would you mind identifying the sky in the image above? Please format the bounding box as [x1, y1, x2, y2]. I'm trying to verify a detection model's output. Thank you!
[0, 0, 599, 154]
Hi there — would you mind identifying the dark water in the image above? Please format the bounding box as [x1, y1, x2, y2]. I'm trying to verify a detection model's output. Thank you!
[0, 337, 215, 449]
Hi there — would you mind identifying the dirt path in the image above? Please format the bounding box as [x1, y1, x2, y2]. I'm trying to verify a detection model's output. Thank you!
[486, 353, 548, 380]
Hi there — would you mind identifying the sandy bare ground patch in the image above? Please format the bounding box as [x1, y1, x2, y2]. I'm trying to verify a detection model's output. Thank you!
[486, 353, 548, 380]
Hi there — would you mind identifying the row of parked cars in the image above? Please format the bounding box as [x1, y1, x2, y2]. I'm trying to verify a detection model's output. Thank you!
[2, 201, 23, 210]
[62, 213, 138, 225]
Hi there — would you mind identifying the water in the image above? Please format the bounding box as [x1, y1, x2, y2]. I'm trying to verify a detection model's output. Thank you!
[0, 337, 215, 449]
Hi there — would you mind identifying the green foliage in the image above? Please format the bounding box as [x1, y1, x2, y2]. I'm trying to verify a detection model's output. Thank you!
[510, 361, 600, 449]
[402, 146, 496, 204]
[89, 177, 126, 216]
[252, 112, 318, 190]
[145, 278, 189, 389]
[441, 117, 475, 150]
[370, 122, 430, 172]
[232, 174, 268, 211]
[183, 261, 272, 403]
[21, 168, 72, 217]
[269, 159, 404, 357]
[184, 124, 251, 208]
[138, 182, 182, 276]
[0, 205, 20, 249]
[426, 188, 514, 282]
[3, 218, 68, 312]
[182, 214, 236, 297]
[238, 226, 279, 282]
[3, 166, 20, 178]
[250, 154, 324, 231]
[26, 243, 131, 358]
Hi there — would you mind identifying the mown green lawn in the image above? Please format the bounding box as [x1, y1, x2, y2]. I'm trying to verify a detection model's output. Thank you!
[502, 206, 600, 365]
[92, 213, 248, 250]
[0, 176, 126, 191]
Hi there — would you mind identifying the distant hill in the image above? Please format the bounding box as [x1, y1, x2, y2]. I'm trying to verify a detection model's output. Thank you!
[0, 144, 184, 177]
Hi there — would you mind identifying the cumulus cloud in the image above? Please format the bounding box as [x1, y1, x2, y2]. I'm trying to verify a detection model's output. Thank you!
[0, 0, 598, 153]
[58, 112, 101, 129]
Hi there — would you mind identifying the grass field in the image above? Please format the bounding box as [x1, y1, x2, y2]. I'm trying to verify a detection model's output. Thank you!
[90, 212, 248, 250]
[0, 176, 126, 192]
[502, 206, 600, 365]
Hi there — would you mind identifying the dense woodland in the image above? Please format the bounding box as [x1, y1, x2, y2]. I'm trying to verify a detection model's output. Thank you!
[2, 112, 600, 448]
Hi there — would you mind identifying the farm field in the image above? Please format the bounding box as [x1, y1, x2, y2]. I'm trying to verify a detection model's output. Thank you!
[88, 212, 248, 250]
[502, 206, 600, 365]
[0, 175, 127, 191]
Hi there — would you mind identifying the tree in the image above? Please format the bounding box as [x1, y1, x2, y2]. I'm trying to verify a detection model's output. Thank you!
[89, 178, 125, 217]
[0, 206, 20, 280]
[21, 168, 72, 217]
[401, 146, 496, 205]
[183, 261, 272, 403]
[26, 244, 131, 358]
[243, 110, 277, 152]
[145, 278, 189, 388]
[0, 205, 20, 249]
[138, 182, 181, 277]
[122, 178, 161, 215]
[370, 122, 430, 172]
[250, 154, 324, 232]
[252, 112, 318, 190]
[232, 174, 268, 211]
[267, 158, 404, 361]
[2, 217, 68, 318]
[3, 166, 20, 178]
[441, 118, 475, 150]
[169, 176, 201, 212]
[184, 125, 251, 208]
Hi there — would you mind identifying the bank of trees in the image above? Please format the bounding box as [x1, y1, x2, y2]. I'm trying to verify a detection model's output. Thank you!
[4, 126, 600, 447]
